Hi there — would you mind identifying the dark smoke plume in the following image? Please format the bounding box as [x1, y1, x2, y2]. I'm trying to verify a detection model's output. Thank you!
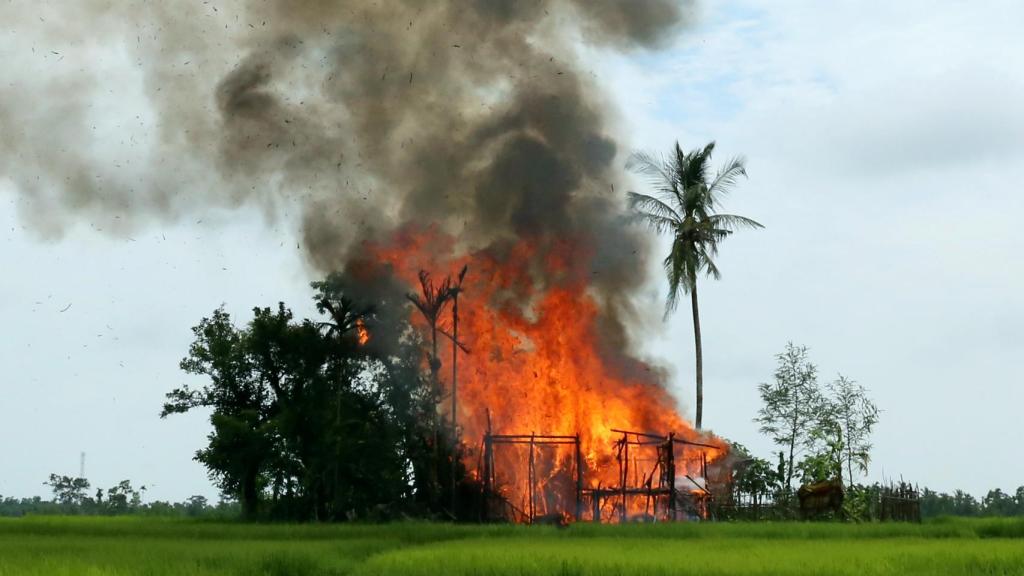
[2, 0, 693, 363]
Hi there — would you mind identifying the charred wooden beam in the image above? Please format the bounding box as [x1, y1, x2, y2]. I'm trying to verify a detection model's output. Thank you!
[488, 439, 580, 445]
[585, 488, 674, 496]
[610, 428, 722, 450]
[610, 428, 666, 440]
[672, 438, 721, 450]
[487, 434, 579, 440]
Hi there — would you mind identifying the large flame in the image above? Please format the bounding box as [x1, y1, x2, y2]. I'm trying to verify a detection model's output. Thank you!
[357, 226, 727, 519]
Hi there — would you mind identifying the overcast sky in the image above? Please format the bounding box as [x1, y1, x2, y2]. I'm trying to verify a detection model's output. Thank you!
[3, 0, 1023, 501]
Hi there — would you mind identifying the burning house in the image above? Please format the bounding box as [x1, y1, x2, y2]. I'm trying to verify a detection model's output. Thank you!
[352, 226, 729, 523]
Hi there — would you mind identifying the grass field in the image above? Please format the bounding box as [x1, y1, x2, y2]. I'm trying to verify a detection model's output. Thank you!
[2, 516, 1023, 575]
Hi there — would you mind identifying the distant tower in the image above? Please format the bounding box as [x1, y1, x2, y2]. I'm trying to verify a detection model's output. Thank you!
[80, 452, 86, 478]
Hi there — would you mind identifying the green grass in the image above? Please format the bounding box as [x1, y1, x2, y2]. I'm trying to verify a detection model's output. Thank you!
[1, 516, 1022, 575]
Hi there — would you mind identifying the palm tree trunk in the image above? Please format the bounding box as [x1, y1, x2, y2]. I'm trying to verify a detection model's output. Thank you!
[450, 292, 459, 517]
[429, 324, 440, 510]
[691, 283, 703, 430]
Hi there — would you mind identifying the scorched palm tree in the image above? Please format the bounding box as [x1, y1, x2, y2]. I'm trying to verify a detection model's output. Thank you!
[627, 141, 763, 430]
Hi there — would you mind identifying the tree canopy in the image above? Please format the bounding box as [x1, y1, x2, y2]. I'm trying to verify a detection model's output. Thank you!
[161, 276, 474, 521]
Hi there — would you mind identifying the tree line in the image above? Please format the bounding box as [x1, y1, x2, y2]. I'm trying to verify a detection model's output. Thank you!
[10, 475, 1024, 520]
[919, 487, 1024, 518]
[0, 475, 236, 518]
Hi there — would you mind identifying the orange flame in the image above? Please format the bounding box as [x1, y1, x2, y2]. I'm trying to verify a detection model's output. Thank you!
[356, 318, 370, 346]
[356, 225, 727, 519]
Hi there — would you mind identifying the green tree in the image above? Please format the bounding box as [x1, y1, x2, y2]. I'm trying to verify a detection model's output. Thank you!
[754, 343, 824, 493]
[728, 443, 782, 507]
[797, 418, 843, 485]
[185, 495, 209, 517]
[245, 304, 337, 519]
[310, 274, 440, 519]
[982, 488, 1017, 516]
[952, 489, 980, 516]
[627, 141, 762, 429]
[44, 474, 91, 508]
[826, 375, 879, 486]
[103, 480, 146, 514]
[162, 307, 272, 519]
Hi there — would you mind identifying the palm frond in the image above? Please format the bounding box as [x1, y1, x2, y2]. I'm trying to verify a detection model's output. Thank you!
[707, 156, 747, 207]
[700, 248, 722, 280]
[314, 291, 374, 339]
[626, 151, 674, 185]
[632, 213, 680, 234]
[626, 192, 682, 222]
[662, 236, 702, 316]
[406, 270, 453, 324]
[627, 151, 684, 206]
[663, 254, 681, 315]
[678, 141, 715, 190]
[707, 213, 764, 231]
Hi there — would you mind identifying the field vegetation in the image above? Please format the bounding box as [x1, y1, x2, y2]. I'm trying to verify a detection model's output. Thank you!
[2, 516, 1024, 575]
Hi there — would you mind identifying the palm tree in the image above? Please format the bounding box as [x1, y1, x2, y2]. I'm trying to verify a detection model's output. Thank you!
[627, 141, 763, 430]
[406, 270, 454, 512]
[313, 290, 373, 344]
[407, 270, 454, 390]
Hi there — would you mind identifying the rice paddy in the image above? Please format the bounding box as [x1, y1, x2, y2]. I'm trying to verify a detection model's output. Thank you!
[1, 516, 1022, 575]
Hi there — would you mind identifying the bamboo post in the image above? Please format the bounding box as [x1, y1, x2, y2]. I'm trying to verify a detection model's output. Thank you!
[483, 410, 493, 520]
[702, 451, 709, 519]
[575, 433, 583, 521]
[621, 433, 629, 522]
[476, 439, 485, 522]
[528, 432, 536, 524]
[667, 433, 676, 521]
[645, 477, 653, 520]
[483, 434, 493, 520]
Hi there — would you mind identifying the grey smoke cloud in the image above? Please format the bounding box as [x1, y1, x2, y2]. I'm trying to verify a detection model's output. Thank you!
[3, 0, 689, 252]
[2, 0, 694, 386]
